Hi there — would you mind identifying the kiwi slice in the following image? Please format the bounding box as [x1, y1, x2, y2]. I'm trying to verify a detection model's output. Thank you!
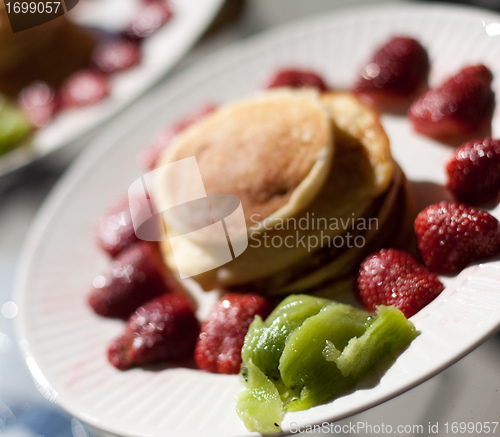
[241, 294, 330, 383]
[237, 294, 419, 433]
[331, 305, 418, 377]
[235, 359, 283, 434]
[279, 303, 370, 411]
[0, 96, 31, 156]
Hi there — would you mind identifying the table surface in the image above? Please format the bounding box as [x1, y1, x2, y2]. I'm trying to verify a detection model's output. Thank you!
[1, 1, 499, 436]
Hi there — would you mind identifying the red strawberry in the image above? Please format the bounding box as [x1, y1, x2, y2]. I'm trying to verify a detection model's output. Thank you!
[94, 196, 140, 257]
[92, 38, 141, 74]
[357, 248, 444, 318]
[352, 36, 429, 111]
[140, 103, 217, 169]
[89, 242, 180, 319]
[18, 81, 60, 127]
[409, 64, 494, 140]
[127, 0, 173, 39]
[108, 293, 199, 370]
[195, 293, 272, 374]
[266, 68, 328, 91]
[414, 201, 500, 275]
[60, 70, 110, 108]
[446, 137, 500, 205]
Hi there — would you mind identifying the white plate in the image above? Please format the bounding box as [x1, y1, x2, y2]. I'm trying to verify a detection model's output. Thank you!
[0, 0, 224, 178]
[14, 4, 500, 437]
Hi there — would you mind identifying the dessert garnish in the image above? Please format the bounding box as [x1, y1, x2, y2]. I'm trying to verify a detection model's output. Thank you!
[94, 196, 140, 258]
[108, 292, 199, 370]
[88, 242, 178, 319]
[236, 294, 418, 433]
[195, 293, 272, 374]
[0, 95, 32, 156]
[356, 248, 444, 318]
[92, 38, 142, 75]
[415, 201, 500, 275]
[126, 0, 173, 39]
[352, 36, 429, 111]
[18, 81, 60, 128]
[266, 68, 328, 91]
[409, 64, 494, 140]
[60, 70, 110, 109]
[446, 137, 500, 206]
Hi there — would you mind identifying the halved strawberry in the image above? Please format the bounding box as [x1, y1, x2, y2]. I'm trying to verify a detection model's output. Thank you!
[92, 38, 141, 74]
[415, 201, 500, 275]
[357, 248, 444, 318]
[88, 242, 180, 319]
[352, 36, 429, 111]
[127, 0, 173, 39]
[446, 137, 500, 206]
[60, 69, 110, 108]
[108, 293, 199, 370]
[195, 293, 272, 374]
[18, 81, 60, 127]
[408, 64, 494, 140]
[266, 68, 328, 91]
[94, 196, 140, 258]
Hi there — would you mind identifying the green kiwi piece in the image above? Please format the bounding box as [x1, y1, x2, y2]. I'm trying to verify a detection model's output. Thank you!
[237, 296, 419, 433]
[0, 96, 31, 156]
[235, 359, 283, 433]
[279, 303, 370, 411]
[241, 294, 331, 383]
[332, 305, 419, 377]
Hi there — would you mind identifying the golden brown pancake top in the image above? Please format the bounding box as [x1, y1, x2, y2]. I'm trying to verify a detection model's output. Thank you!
[157, 91, 333, 223]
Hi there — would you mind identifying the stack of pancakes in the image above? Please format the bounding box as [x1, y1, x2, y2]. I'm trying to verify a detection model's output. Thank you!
[153, 89, 414, 298]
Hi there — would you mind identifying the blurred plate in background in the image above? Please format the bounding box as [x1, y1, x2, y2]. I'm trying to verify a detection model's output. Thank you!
[0, 0, 224, 178]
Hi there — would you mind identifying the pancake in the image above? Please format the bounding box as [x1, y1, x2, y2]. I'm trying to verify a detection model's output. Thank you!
[154, 90, 334, 282]
[225, 92, 403, 294]
[155, 89, 333, 225]
[153, 90, 403, 295]
[320, 91, 393, 196]
[268, 164, 414, 297]
[308, 172, 418, 301]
